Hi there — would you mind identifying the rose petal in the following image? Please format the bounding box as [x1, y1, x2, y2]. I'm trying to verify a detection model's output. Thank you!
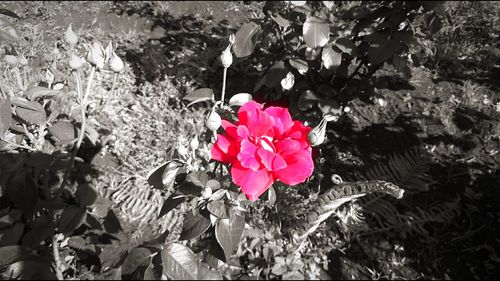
[275, 138, 301, 156]
[274, 149, 314, 185]
[257, 147, 287, 171]
[231, 162, 274, 201]
[237, 139, 261, 171]
[264, 106, 293, 138]
[238, 101, 274, 138]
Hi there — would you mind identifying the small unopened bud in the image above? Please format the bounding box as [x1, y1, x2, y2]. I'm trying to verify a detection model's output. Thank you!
[220, 44, 233, 68]
[281, 72, 295, 91]
[68, 53, 86, 70]
[64, 23, 78, 45]
[343, 106, 351, 113]
[308, 118, 327, 146]
[206, 108, 222, 132]
[229, 33, 236, 45]
[190, 135, 199, 151]
[4, 55, 17, 66]
[45, 69, 55, 84]
[109, 50, 124, 72]
[18, 55, 28, 66]
[86, 41, 105, 69]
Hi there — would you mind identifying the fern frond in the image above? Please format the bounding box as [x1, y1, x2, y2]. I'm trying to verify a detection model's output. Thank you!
[358, 148, 434, 191]
[294, 180, 404, 245]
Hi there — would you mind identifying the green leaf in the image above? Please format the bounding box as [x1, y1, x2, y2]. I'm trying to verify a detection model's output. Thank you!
[207, 200, 229, 219]
[0, 17, 20, 42]
[270, 14, 290, 28]
[229, 213, 245, 253]
[162, 161, 184, 188]
[68, 236, 86, 250]
[367, 39, 402, 65]
[158, 195, 185, 219]
[215, 219, 233, 262]
[179, 208, 211, 240]
[0, 245, 24, 267]
[0, 223, 24, 246]
[282, 271, 305, 280]
[178, 171, 208, 196]
[335, 37, 357, 56]
[197, 262, 222, 280]
[0, 98, 11, 137]
[6, 170, 38, 219]
[303, 16, 330, 49]
[58, 206, 87, 236]
[21, 224, 53, 250]
[103, 209, 123, 234]
[122, 247, 152, 279]
[75, 184, 98, 207]
[183, 88, 214, 104]
[147, 160, 185, 190]
[321, 45, 342, 70]
[254, 61, 288, 92]
[288, 58, 308, 75]
[232, 22, 261, 58]
[26, 86, 61, 100]
[14, 101, 46, 125]
[0, 8, 21, 19]
[48, 121, 78, 145]
[161, 243, 199, 280]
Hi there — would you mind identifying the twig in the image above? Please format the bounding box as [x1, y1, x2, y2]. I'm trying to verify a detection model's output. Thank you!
[220, 67, 228, 107]
[59, 66, 95, 191]
[0, 138, 35, 151]
[52, 236, 64, 280]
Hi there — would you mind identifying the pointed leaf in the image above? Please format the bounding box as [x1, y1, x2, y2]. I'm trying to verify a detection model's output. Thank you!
[335, 37, 357, 56]
[26, 86, 61, 100]
[161, 243, 199, 280]
[197, 262, 222, 280]
[122, 247, 152, 279]
[6, 170, 38, 219]
[183, 88, 214, 103]
[215, 219, 233, 262]
[158, 195, 186, 218]
[0, 18, 20, 42]
[179, 208, 211, 240]
[147, 160, 184, 190]
[0, 245, 24, 267]
[0, 9, 21, 19]
[303, 16, 330, 49]
[58, 206, 87, 236]
[14, 101, 46, 125]
[233, 22, 261, 58]
[229, 93, 253, 107]
[162, 161, 184, 188]
[322, 45, 342, 70]
[75, 184, 98, 207]
[367, 39, 402, 65]
[0, 98, 11, 137]
[49, 121, 78, 145]
[207, 200, 229, 219]
[289, 58, 308, 75]
[230, 213, 245, 253]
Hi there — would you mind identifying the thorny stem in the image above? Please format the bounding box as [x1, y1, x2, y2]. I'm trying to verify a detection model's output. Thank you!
[220, 67, 228, 108]
[59, 66, 95, 191]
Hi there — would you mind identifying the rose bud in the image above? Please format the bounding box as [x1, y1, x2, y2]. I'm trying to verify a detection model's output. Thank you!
[220, 44, 233, 68]
[68, 53, 86, 70]
[109, 50, 124, 72]
[206, 107, 222, 132]
[308, 118, 328, 146]
[4, 55, 17, 66]
[86, 41, 105, 69]
[64, 23, 78, 45]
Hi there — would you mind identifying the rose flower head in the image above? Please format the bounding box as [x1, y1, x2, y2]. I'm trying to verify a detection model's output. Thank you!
[211, 100, 314, 201]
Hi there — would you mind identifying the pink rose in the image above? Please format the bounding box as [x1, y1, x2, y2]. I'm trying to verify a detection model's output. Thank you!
[211, 101, 314, 201]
